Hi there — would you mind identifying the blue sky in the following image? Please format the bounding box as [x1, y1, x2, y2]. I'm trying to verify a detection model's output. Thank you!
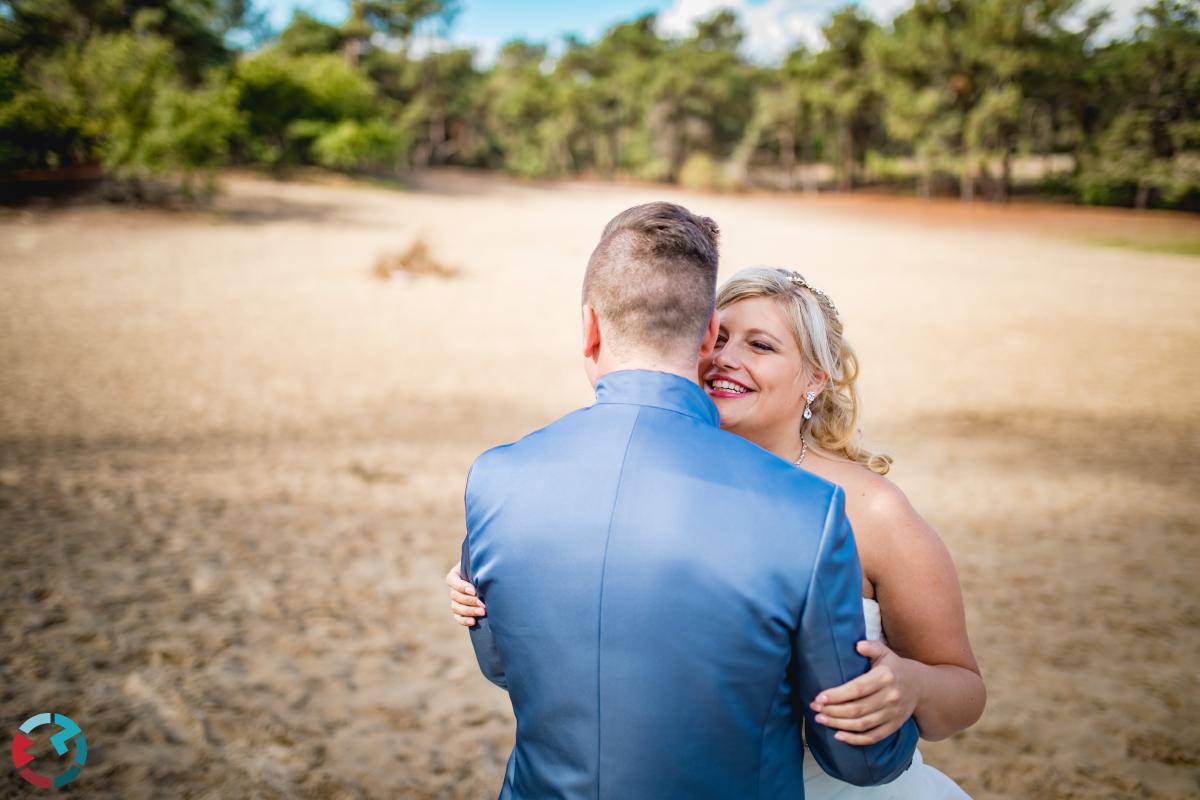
[261, 0, 671, 43]
[258, 0, 1143, 64]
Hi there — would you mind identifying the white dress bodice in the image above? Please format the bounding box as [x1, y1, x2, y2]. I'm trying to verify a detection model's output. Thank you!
[862, 597, 884, 643]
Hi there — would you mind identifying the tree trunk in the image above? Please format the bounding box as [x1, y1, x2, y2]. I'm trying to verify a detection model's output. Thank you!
[1135, 183, 1149, 210]
[343, 38, 362, 69]
[428, 111, 445, 167]
[978, 159, 996, 202]
[838, 121, 853, 192]
[344, 1, 365, 68]
[960, 150, 974, 203]
[802, 111, 818, 196]
[562, 138, 575, 175]
[668, 117, 686, 183]
[1000, 150, 1012, 203]
[779, 121, 796, 192]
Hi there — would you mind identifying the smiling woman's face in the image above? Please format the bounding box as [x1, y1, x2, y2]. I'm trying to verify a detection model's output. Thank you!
[699, 296, 809, 439]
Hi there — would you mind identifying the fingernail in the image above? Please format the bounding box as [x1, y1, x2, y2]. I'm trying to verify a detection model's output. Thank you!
[815, 715, 828, 725]
[816, 694, 828, 704]
[834, 733, 846, 742]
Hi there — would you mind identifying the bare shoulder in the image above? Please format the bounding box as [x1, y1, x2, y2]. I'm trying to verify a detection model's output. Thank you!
[810, 456, 934, 550]
[814, 457, 909, 516]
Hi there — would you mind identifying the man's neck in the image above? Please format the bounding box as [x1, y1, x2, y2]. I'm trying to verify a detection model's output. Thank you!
[594, 358, 700, 386]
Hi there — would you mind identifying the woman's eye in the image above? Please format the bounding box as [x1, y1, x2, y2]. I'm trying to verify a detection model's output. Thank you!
[716, 335, 727, 345]
[751, 341, 774, 351]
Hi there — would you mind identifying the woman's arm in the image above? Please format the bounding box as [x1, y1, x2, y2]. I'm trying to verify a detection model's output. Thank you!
[812, 480, 985, 743]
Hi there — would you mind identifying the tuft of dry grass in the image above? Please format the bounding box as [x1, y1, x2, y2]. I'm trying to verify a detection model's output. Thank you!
[372, 237, 458, 280]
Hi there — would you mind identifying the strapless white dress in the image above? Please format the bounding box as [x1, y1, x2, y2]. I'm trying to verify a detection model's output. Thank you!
[802, 598, 971, 799]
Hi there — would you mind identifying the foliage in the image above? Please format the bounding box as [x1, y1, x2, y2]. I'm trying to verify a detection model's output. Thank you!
[311, 118, 409, 171]
[2, 0, 1198, 209]
[1077, 0, 1200, 207]
[234, 50, 382, 165]
[0, 30, 241, 193]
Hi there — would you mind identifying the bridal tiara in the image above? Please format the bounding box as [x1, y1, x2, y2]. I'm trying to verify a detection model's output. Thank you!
[780, 269, 839, 319]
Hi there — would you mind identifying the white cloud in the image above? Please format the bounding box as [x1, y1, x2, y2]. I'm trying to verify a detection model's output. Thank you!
[858, 0, 1149, 36]
[658, 0, 834, 63]
[658, 0, 734, 36]
[1080, 0, 1149, 42]
[378, 28, 505, 69]
[855, 0, 911, 22]
[656, 0, 1148, 64]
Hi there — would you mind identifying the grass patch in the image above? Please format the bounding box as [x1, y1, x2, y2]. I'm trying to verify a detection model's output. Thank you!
[1089, 236, 1200, 258]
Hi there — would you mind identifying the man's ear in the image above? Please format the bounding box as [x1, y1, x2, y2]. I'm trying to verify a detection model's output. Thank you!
[697, 310, 720, 360]
[582, 303, 602, 361]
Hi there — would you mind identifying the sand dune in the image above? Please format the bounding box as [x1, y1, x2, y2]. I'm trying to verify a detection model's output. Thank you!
[0, 171, 1197, 798]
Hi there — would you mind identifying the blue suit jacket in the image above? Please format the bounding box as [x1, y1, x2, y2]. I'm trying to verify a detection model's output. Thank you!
[462, 369, 917, 799]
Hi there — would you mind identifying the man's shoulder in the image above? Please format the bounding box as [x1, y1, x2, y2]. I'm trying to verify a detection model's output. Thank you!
[467, 403, 612, 478]
[708, 427, 842, 503]
[467, 402, 840, 511]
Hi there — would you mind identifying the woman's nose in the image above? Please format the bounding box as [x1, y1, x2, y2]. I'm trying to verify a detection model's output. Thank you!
[713, 346, 739, 370]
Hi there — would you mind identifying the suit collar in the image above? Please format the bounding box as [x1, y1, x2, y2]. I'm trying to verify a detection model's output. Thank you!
[593, 369, 720, 427]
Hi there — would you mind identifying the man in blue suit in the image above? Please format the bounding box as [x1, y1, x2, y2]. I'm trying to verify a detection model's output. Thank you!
[461, 202, 917, 798]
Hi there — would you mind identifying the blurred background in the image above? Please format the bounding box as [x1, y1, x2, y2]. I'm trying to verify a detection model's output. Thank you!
[1, 1, 1198, 798]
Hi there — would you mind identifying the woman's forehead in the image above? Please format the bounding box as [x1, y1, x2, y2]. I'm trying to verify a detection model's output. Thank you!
[720, 296, 789, 329]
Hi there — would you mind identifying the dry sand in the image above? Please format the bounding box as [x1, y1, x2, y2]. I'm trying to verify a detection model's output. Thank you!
[1, 170, 1197, 799]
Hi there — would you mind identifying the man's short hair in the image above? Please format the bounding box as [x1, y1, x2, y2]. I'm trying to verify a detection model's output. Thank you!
[582, 202, 720, 359]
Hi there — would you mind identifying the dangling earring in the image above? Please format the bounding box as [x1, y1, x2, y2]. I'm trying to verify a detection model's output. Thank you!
[794, 390, 818, 467]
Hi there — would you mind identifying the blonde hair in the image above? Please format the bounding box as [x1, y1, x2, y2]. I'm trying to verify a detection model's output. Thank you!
[716, 267, 892, 475]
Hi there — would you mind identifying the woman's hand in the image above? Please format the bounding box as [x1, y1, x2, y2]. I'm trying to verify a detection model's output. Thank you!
[446, 564, 486, 627]
[809, 640, 921, 745]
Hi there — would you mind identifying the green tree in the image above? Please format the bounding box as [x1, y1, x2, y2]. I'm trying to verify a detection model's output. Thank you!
[810, 8, 882, 191]
[11, 30, 242, 192]
[1080, 0, 1200, 207]
[0, 0, 262, 79]
[869, 0, 1100, 202]
[341, 0, 458, 65]
[278, 11, 345, 57]
[235, 49, 382, 166]
[648, 10, 753, 182]
[482, 41, 558, 176]
[369, 47, 485, 167]
[588, 15, 665, 176]
[869, 0, 984, 200]
[733, 54, 825, 192]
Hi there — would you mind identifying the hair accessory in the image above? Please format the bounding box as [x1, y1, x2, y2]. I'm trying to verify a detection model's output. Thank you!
[782, 270, 839, 318]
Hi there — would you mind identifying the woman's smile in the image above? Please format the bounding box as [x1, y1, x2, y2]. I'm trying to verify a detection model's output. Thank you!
[706, 374, 754, 398]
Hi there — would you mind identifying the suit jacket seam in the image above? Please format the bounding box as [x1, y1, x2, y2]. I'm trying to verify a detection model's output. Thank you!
[594, 406, 643, 800]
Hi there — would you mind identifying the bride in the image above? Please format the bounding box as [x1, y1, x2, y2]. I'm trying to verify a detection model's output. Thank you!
[447, 267, 985, 797]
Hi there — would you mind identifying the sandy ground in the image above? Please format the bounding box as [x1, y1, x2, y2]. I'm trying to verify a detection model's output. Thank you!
[1, 170, 1198, 799]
